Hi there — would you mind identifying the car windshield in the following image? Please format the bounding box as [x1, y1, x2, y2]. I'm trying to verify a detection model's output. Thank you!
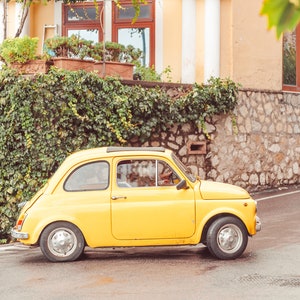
[171, 153, 196, 183]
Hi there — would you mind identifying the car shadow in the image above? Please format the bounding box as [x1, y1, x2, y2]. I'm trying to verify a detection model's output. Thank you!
[19, 244, 255, 265]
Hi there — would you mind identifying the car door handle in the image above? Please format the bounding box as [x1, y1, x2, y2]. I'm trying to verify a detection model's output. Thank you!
[111, 195, 127, 200]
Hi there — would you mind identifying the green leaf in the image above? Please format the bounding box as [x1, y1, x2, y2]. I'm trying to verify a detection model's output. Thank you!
[261, 0, 300, 38]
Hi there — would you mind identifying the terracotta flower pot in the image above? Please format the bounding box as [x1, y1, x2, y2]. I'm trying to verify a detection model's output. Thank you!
[11, 60, 53, 75]
[93, 61, 134, 80]
[52, 58, 94, 72]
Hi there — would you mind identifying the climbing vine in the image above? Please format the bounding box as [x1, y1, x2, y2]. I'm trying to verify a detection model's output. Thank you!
[0, 67, 239, 242]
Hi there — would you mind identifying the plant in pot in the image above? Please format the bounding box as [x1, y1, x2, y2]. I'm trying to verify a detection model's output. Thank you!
[0, 36, 52, 75]
[44, 35, 94, 71]
[92, 42, 142, 80]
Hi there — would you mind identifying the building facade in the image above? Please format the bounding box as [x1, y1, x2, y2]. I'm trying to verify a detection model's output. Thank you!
[1, 0, 282, 89]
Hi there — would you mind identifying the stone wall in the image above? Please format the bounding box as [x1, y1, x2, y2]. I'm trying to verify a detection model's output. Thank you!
[139, 89, 300, 192]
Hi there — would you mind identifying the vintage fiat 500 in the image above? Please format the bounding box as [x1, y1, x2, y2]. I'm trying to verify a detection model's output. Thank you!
[11, 147, 261, 262]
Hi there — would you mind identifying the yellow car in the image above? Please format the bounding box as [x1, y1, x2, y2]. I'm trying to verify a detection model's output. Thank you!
[11, 147, 261, 262]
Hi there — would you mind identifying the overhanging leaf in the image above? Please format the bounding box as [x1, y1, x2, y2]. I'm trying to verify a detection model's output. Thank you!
[261, 0, 300, 38]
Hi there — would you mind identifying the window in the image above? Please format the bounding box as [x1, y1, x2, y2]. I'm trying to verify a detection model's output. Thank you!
[62, 1, 155, 66]
[64, 161, 109, 191]
[117, 159, 180, 188]
[112, 0, 155, 67]
[62, 2, 104, 42]
[283, 25, 300, 91]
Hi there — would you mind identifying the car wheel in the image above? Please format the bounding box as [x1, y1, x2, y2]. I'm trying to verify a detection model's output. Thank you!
[206, 216, 248, 260]
[40, 222, 85, 262]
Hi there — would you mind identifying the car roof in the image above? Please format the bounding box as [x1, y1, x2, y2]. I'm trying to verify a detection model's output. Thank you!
[46, 147, 173, 192]
[63, 146, 172, 164]
[106, 146, 166, 153]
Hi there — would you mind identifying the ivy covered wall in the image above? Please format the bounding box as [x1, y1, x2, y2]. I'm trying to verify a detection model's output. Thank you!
[0, 68, 238, 242]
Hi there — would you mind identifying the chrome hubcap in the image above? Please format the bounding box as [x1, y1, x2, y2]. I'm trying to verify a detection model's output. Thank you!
[217, 224, 242, 253]
[48, 228, 77, 257]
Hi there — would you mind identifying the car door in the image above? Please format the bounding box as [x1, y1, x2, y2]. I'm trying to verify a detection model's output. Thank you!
[110, 157, 196, 240]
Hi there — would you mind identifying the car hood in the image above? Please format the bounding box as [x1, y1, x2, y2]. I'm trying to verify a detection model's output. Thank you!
[200, 180, 250, 200]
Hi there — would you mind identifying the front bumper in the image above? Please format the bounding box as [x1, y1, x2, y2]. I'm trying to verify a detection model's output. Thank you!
[256, 216, 262, 232]
[11, 228, 29, 240]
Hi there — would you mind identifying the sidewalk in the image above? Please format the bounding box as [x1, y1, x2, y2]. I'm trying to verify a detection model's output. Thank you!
[0, 242, 37, 251]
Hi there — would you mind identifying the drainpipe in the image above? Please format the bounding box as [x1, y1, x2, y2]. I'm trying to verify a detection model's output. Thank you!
[181, 0, 196, 83]
[204, 0, 220, 82]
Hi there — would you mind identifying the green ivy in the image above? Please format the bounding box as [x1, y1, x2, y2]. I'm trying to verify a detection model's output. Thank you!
[0, 67, 239, 242]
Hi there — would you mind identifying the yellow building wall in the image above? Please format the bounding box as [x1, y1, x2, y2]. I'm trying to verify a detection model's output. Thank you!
[6, 1, 55, 53]
[7, 2, 16, 38]
[162, 0, 182, 82]
[220, 0, 233, 80]
[162, 0, 205, 83]
[31, 1, 55, 54]
[225, 0, 282, 90]
[162, 0, 282, 89]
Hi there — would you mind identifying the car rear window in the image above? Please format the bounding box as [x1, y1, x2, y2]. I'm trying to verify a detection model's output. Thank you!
[64, 161, 109, 191]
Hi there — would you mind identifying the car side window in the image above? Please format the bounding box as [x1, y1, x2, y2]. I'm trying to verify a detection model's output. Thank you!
[157, 160, 180, 186]
[64, 161, 109, 191]
[117, 159, 180, 188]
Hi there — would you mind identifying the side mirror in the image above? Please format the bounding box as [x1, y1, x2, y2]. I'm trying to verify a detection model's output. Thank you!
[176, 180, 188, 190]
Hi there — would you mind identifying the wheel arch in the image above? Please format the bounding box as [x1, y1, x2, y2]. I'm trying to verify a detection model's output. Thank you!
[36, 220, 87, 246]
[199, 213, 248, 245]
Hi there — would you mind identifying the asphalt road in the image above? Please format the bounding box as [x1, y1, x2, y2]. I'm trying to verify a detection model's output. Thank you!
[1, 185, 300, 300]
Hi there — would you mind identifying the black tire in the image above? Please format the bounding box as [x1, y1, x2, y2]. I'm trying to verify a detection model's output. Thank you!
[40, 222, 85, 262]
[206, 216, 248, 260]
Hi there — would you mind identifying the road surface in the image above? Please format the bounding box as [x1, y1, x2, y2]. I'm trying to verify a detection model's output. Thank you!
[1, 185, 299, 299]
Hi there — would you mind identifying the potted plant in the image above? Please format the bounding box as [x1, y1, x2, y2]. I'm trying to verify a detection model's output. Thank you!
[44, 35, 143, 79]
[44, 35, 94, 72]
[0, 36, 52, 74]
[92, 42, 142, 80]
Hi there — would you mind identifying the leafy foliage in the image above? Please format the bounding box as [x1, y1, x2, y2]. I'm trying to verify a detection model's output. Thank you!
[261, 0, 300, 38]
[134, 64, 172, 82]
[0, 36, 39, 64]
[0, 67, 239, 242]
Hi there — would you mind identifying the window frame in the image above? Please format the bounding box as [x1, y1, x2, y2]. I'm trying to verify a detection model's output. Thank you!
[62, 2, 104, 42]
[282, 24, 300, 92]
[64, 161, 110, 192]
[116, 158, 180, 188]
[112, 0, 155, 66]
